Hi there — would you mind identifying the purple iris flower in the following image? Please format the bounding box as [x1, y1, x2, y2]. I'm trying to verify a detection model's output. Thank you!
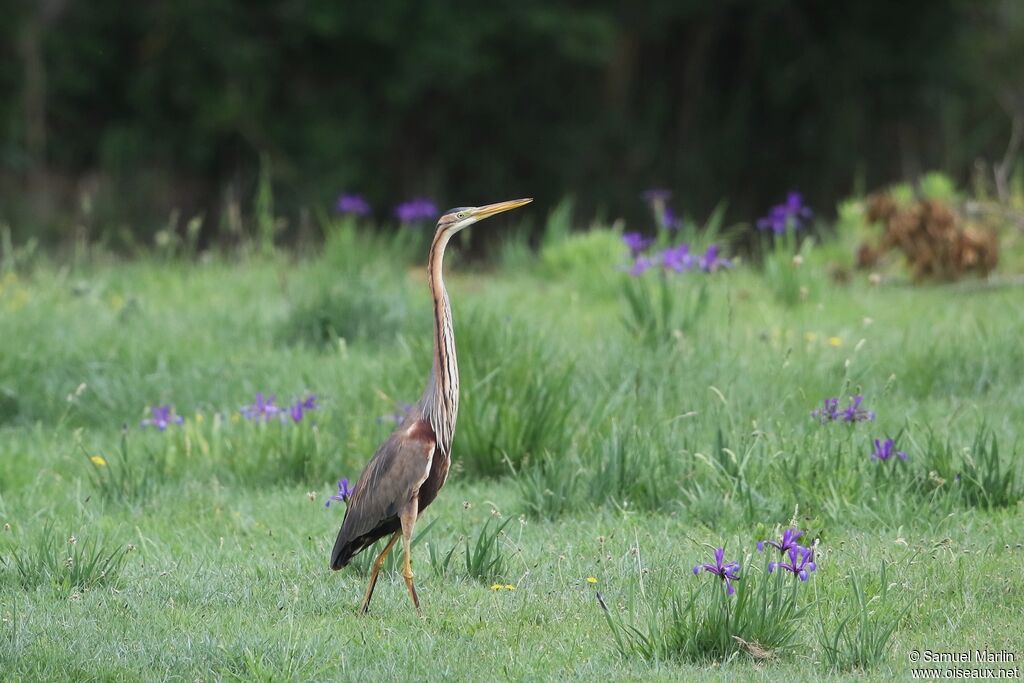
[325, 478, 352, 508]
[698, 244, 731, 272]
[287, 394, 318, 423]
[378, 402, 414, 425]
[769, 545, 817, 581]
[241, 393, 281, 422]
[622, 232, 653, 258]
[394, 198, 438, 224]
[661, 244, 695, 273]
[811, 398, 841, 422]
[335, 194, 371, 216]
[661, 206, 681, 231]
[758, 527, 803, 554]
[628, 256, 655, 277]
[841, 395, 875, 423]
[692, 547, 741, 595]
[140, 405, 184, 431]
[757, 192, 813, 234]
[872, 438, 907, 462]
[812, 396, 874, 424]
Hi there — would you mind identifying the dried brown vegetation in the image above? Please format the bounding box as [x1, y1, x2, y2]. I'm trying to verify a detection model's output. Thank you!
[859, 193, 998, 281]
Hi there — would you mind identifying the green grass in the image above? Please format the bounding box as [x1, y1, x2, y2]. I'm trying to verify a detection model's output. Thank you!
[1, 221, 1024, 680]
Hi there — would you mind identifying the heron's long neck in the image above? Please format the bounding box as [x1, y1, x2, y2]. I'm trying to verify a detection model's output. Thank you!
[421, 229, 459, 454]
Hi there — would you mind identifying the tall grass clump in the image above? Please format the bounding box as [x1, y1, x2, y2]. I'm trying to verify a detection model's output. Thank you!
[6, 523, 130, 591]
[754, 192, 816, 306]
[514, 402, 765, 521]
[429, 516, 512, 583]
[761, 230, 815, 307]
[86, 401, 336, 493]
[621, 275, 710, 347]
[320, 216, 420, 273]
[815, 562, 906, 672]
[512, 450, 584, 519]
[584, 423, 692, 512]
[600, 549, 810, 664]
[919, 428, 1023, 509]
[454, 305, 576, 476]
[282, 220, 421, 347]
[282, 270, 413, 347]
[280, 210, 447, 348]
[618, 202, 731, 346]
[215, 415, 330, 485]
[83, 429, 162, 505]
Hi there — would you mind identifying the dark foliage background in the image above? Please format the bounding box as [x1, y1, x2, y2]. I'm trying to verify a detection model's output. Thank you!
[1, 0, 1021, 243]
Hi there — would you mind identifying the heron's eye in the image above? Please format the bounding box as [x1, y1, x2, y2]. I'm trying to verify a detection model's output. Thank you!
[457, 212, 466, 219]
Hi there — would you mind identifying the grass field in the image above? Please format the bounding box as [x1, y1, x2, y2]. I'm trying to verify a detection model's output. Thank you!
[1, 213, 1023, 681]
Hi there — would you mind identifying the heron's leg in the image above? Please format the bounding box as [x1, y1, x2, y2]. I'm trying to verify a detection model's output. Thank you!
[359, 531, 400, 615]
[399, 504, 421, 614]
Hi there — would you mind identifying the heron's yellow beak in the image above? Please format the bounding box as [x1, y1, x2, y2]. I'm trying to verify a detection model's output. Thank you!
[470, 198, 533, 220]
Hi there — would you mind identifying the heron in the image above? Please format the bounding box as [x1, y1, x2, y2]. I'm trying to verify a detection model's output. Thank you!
[330, 197, 533, 614]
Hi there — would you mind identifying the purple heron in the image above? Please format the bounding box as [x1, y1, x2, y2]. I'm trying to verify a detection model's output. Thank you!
[330, 198, 533, 614]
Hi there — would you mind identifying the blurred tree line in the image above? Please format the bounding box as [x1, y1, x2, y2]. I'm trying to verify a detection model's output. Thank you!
[1, 0, 1021, 245]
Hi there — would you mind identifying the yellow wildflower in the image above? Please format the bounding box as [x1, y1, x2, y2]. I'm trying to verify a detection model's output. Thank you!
[828, 336, 842, 347]
[490, 583, 504, 591]
[505, 584, 515, 591]
[586, 577, 598, 584]
[90, 455, 107, 467]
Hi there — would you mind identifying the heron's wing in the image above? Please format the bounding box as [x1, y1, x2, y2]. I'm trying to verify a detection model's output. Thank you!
[330, 420, 436, 569]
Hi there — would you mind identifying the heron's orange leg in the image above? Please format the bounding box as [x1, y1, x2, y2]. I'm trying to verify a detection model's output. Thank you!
[359, 531, 400, 615]
[400, 505, 421, 614]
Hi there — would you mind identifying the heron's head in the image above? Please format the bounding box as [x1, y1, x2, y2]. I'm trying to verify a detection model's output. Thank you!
[436, 198, 533, 234]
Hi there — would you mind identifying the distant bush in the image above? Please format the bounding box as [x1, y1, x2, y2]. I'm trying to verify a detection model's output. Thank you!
[282, 219, 427, 348]
[539, 228, 626, 290]
[282, 272, 413, 348]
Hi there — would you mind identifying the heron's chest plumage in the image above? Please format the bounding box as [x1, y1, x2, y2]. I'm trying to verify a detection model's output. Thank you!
[417, 447, 450, 512]
[403, 417, 451, 512]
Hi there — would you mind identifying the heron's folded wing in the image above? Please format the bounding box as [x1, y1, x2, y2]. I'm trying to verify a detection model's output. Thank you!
[330, 421, 435, 568]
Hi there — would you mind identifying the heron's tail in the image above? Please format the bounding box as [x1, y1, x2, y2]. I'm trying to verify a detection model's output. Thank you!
[330, 514, 400, 571]
[330, 527, 357, 570]
[329, 507, 372, 570]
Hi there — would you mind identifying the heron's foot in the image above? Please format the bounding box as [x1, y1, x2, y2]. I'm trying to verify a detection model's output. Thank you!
[402, 569, 421, 615]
